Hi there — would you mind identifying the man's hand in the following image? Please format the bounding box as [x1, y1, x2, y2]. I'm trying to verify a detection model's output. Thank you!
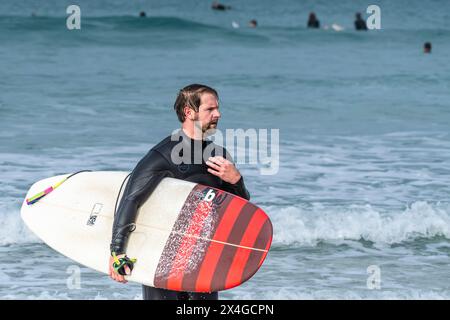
[206, 156, 241, 184]
[108, 254, 131, 284]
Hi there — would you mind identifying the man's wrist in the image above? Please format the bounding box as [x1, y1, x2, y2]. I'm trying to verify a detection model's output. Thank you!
[229, 174, 242, 185]
[110, 241, 125, 256]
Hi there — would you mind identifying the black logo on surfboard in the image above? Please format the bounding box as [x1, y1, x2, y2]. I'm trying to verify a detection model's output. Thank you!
[202, 188, 228, 207]
[87, 203, 103, 226]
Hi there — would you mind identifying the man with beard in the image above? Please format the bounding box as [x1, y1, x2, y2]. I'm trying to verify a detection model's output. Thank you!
[108, 84, 250, 300]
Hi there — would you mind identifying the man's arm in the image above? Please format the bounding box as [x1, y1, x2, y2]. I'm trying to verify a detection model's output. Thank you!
[110, 149, 172, 255]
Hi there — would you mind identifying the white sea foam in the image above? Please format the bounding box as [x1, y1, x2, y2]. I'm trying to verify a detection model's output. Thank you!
[227, 288, 450, 300]
[0, 291, 143, 300]
[2, 287, 448, 300]
[0, 200, 40, 246]
[269, 201, 450, 247]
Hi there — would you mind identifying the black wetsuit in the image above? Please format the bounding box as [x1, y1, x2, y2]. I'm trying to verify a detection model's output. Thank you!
[212, 4, 229, 11]
[307, 19, 320, 29]
[355, 19, 368, 30]
[110, 130, 250, 300]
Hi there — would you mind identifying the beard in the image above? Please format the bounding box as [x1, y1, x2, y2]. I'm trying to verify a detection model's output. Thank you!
[192, 119, 219, 138]
[202, 120, 219, 136]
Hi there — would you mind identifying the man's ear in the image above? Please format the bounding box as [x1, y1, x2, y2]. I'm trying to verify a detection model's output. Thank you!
[184, 106, 196, 120]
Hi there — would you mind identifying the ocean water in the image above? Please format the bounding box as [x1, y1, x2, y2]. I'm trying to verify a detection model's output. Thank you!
[1, 0, 450, 299]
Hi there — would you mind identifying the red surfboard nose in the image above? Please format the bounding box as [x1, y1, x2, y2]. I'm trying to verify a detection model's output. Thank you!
[154, 184, 273, 292]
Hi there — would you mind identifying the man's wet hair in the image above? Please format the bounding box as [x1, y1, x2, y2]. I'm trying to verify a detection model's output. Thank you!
[174, 84, 219, 122]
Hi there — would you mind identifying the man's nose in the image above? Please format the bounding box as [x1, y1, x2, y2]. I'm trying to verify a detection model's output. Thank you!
[214, 109, 221, 118]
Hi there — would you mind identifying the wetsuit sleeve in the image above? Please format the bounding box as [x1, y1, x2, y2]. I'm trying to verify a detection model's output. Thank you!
[222, 176, 250, 200]
[221, 148, 250, 200]
[110, 149, 173, 255]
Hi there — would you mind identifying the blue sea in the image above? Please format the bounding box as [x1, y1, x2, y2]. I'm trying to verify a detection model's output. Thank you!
[1, 0, 450, 299]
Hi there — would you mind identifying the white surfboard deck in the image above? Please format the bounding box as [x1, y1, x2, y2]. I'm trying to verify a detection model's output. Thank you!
[21, 171, 193, 288]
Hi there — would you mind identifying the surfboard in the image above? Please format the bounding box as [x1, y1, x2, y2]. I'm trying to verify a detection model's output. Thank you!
[20, 171, 272, 292]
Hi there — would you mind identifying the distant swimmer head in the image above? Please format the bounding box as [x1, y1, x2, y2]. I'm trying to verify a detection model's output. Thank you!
[249, 19, 258, 28]
[424, 42, 432, 53]
[139, 11, 146, 17]
[212, 2, 230, 11]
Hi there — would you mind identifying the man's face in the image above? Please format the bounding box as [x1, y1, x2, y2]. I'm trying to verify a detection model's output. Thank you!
[194, 93, 221, 133]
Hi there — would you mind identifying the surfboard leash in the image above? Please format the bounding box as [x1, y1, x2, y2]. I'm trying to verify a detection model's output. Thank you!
[111, 252, 137, 276]
[26, 170, 92, 205]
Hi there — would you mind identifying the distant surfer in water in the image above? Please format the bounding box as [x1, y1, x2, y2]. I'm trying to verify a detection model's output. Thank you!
[307, 12, 320, 29]
[109, 84, 250, 300]
[248, 19, 258, 28]
[354, 12, 367, 30]
[211, 1, 231, 11]
[424, 42, 432, 53]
